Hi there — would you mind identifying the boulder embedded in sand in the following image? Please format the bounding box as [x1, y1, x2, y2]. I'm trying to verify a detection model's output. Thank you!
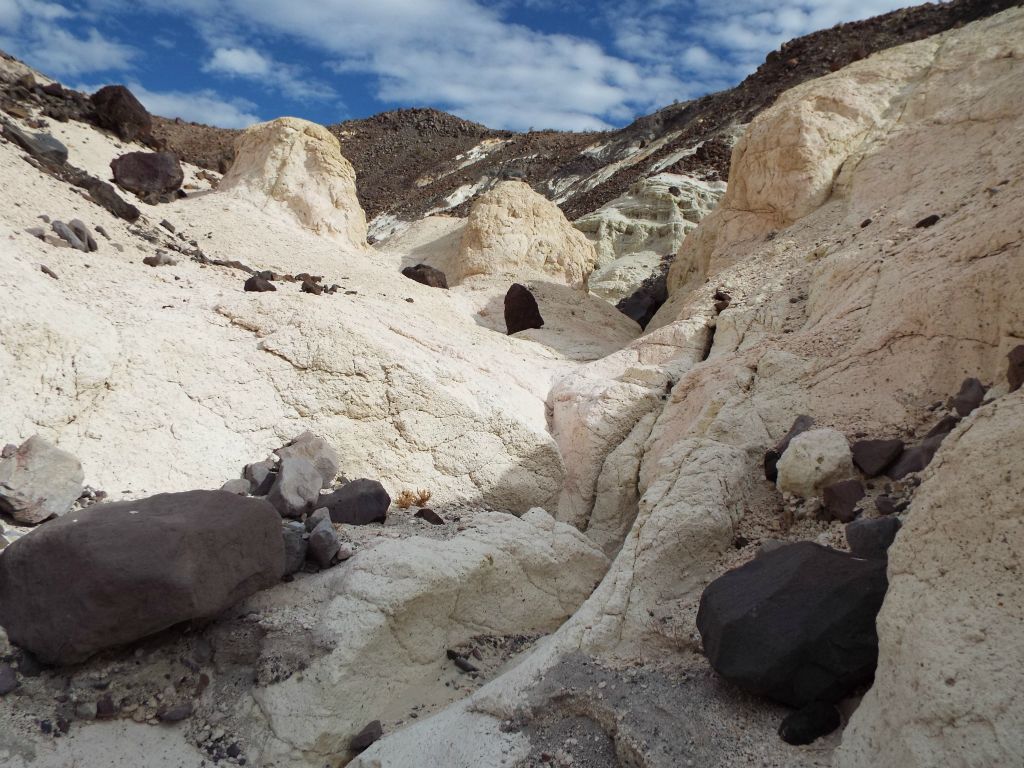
[0, 435, 83, 524]
[218, 117, 368, 247]
[504, 283, 543, 334]
[0, 490, 284, 664]
[110, 151, 184, 198]
[453, 181, 597, 288]
[697, 541, 888, 707]
[776, 428, 854, 498]
[836, 391, 1024, 767]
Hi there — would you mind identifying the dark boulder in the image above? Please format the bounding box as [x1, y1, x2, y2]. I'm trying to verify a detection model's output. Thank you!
[110, 151, 184, 199]
[2, 123, 68, 164]
[778, 702, 841, 745]
[504, 283, 543, 334]
[821, 479, 865, 523]
[244, 276, 277, 292]
[925, 414, 959, 439]
[696, 541, 888, 707]
[764, 415, 815, 482]
[321, 479, 390, 525]
[846, 516, 902, 560]
[887, 433, 946, 479]
[83, 178, 140, 222]
[1008, 345, 1024, 393]
[281, 522, 308, 575]
[616, 269, 668, 329]
[851, 438, 903, 477]
[402, 264, 448, 289]
[951, 377, 985, 417]
[414, 508, 444, 525]
[351, 720, 383, 752]
[914, 214, 940, 228]
[91, 85, 153, 143]
[0, 490, 284, 665]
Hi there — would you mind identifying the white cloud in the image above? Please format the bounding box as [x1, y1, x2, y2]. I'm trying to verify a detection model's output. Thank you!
[202, 43, 340, 104]
[127, 82, 261, 127]
[17, 25, 136, 76]
[205, 46, 271, 77]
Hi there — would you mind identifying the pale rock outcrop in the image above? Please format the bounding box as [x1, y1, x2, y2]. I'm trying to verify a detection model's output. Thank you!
[775, 428, 854, 498]
[358, 10, 1024, 764]
[219, 117, 368, 247]
[0, 435, 83, 524]
[578, 173, 724, 304]
[835, 391, 1024, 768]
[452, 181, 597, 288]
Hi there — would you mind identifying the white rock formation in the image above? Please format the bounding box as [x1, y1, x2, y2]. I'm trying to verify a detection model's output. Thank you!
[452, 180, 598, 288]
[836, 390, 1024, 767]
[775, 428, 854, 498]
[219, 117, 368, 247]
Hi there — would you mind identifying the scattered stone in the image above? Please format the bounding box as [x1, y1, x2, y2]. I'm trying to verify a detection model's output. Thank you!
[401, 264, 448, 289]
[0, 435, 84, 525]
[40, 265, 58, 279]
[764, 415, 814, 482]
[0, 490, 284, 664]
[1008, 345, 1024, 393]
[51, 220, 89, 251]
[301, 279, 324, 295]
[860, 218, 872, 228]
[91, 85, 153, 143]
[321, 479, 391, 525]
[244, 275, 276, 292]
[350, 720, 383, 753]
[851, 438, 904, 477]
[281, 522, 307, 575]
[160, 219, 175, 233]
[0, 664, 19, 696]
[453, 656, 478, 674]
[244, 459, 277, 495]
[67, 219, 98, 251]
[1, 123, 68, 164]
[874, 495, 901, 515]
[925, 414, 960, 438]
[713, 288, 732, 313]
[414, 508, 444, 525]
[778, 702, 841, 745]
[275, 432, 340, 489]
[74, 701, 96, 720]
[95, 694, 117, 719]
[84, 178, 140, 223]
[220, 478, 251, 496]
[776, 428, 854, 498]
[304, 507, 330, 532]
[158, 703, 192, 723]
[267, 457, 322, 518]
[504, 283, 543, 334]
[110, 151, 184, 199]
[821, 479, 865, 523]
[914, 214, 940, 228]
[336, 543, 354, 561]
[887, 434, 946, 479]
[846, 516, 902, 560]
[142, 251, 177, 267]
[697, 541, 888, 706]
[951, 377, 986, 417]
[307, 518, 340, 568]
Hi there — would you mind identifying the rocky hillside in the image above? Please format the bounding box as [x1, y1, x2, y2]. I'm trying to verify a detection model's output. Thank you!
[146, 0, 1020, 235]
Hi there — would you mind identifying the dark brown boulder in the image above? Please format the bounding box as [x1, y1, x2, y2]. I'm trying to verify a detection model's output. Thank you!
[778, 702, 841, 745]
[0, 491, 284, 665]
[91, 85, 153, 143]
[244, 276, 277, 292]
[950, 377, 985, 417]
[851, 439, 904, 477]
[697, 542, 887, 707]
[846, 516, 902, 560]
[351, 720, 383, 752]
[504, 283, 543, 334]
[764, 415, 814, 482]
[83, 178, 141, 222]
[110, 151, 184, 198]
[822, 479, 865, 523]
[402, 264, 448, 289]
[887, 433, 947, 479]
[1007, 345, 1024, 392]
[322, 479, 390, 525]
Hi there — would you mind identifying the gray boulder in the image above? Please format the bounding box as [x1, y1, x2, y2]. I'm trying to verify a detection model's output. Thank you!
[267, 457, 321, 518]
[220, 478, 251, 496]
[275, 432, 340, 489]
[0, 490, 284, 665]
[0, 435, 83, 525]
[321, 479, 390, 525]
[846, 516, 902, 560]
[281, 521, 308, 575]
[307, 518, 340, 568]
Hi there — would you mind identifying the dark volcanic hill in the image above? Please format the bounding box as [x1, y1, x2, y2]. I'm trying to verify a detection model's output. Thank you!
[19, 0, 1017, 236]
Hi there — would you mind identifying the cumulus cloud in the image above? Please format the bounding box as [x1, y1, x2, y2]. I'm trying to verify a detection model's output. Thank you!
[203, 43, 340, 103]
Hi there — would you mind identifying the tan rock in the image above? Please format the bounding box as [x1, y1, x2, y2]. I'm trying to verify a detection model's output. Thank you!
[453, 181, 597, 288]
[776, 428, 854, 498]
[219, 117, 368, 247]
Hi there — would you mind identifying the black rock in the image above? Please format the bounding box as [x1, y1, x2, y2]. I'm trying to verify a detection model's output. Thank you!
[915, 214, 940, 228]
[350, 720, 383, 752]
[925, 414, 960, 438]
[402, 264, 448, 289]
[778, 702, 841, 745]
[110, 151, 184, 198]
[1, 123, 68, 164]
[1008, 345, 1024, 393]
[281, 522, 308, 575]
[504, 283, 543, 334]
[244, 276, 277, 292]
[307, 518, 340, 568]
[846, 516, 902, 560]
[874, 495, 900, 515]
[321, 479, 390, 526]
[951, 377, 985, 417]
[95, 694, 116, 719]
[887, 433, 946, 479]
[158, 703, 192, 723]
[851, 439, 904, 477]
[764, 415, 815, 482]
[697, 541, 888, 707]
[414, 508, 445, 525]
[300, 279, 323, 295]
[0, 664, 19, 696]
[0, 491, 284, 665]
[83, 178, 140, 222]
[91, 85, 153, 143]
[822, 479, 865, 523]
[616, 266, 668, 329]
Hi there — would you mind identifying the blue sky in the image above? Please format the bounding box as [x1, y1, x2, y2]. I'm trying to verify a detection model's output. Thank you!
[0, 0, 910, 131]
